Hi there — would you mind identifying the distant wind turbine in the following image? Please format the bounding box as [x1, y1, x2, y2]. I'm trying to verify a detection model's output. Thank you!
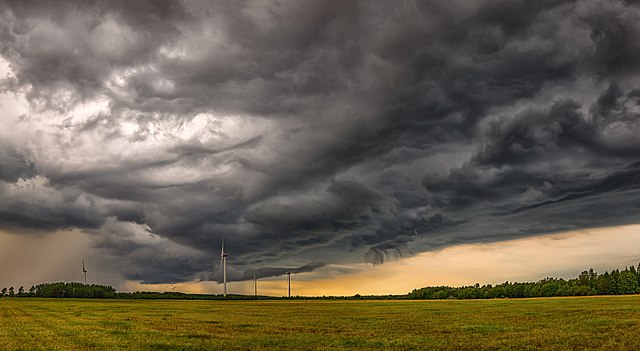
[253, 275, 257, 299]
[220, 239, 227, 297]
[286, 272, 292, 298]
[82, 258, 87, 285]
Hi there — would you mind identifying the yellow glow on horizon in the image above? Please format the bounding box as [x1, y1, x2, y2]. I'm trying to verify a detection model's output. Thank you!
[288, 225, 640, 295]
[129, 224, 640, 296]
[290, 224, 640, 296]
[3, 224, 633, 296]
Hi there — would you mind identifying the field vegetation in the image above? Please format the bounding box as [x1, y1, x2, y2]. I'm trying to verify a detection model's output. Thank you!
[1, 296, 640, 350]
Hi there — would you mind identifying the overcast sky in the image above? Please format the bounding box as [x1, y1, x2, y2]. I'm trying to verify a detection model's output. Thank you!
[1, 0, 640, 293]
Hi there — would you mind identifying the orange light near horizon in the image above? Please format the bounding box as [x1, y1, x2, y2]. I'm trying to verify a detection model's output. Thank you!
[2, 225, 638, 296]
[128, 224, 640, 296]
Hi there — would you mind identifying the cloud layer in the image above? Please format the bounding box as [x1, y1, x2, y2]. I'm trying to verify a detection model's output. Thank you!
[1, 0, 640, 284]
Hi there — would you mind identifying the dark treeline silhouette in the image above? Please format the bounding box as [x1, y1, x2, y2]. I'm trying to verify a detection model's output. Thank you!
[0, 282, 260, 299]
[2, 264, 639, 300]
[409, 264, 640, 299]
[27, 282, 115, 298]
[120, 292, 264, 300]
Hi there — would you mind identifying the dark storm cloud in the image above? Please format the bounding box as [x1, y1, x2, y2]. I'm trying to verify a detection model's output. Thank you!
[1, 0, 640, 284]
[0, 148, 36, 182]
[244, 180, 391, 233]
[0, 0, 186, 95]
[229, 262, 327, 283]
[364, 235, 415, 265]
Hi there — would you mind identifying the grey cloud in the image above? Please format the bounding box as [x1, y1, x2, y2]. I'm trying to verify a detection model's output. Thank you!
[0, 148, 36, 182]
[579, 1, 640, 74]
[0, 0, 186, 90]
[226, 262, 327, 283]
[0, 178, 104, 232]
[472, 100, 596, 167]
[364, 235, 415, 265]
[1, 0, 640, 285]
[504, 161, 640, 216]
[244, 180, 392, 233]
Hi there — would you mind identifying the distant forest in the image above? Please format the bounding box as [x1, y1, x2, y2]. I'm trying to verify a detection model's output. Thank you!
[408, 264, 640, 299]
[0, 282, 260, 300]
[1, 264, 639, 300]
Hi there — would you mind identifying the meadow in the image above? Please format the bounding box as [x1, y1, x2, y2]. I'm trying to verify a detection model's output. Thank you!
[1, 296, 639, 350]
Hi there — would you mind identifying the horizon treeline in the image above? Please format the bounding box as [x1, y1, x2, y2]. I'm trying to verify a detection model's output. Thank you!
[1, 264, 639, 299]
[0, 282, 261, 300]
[6, 282, 117, 298]
[409, 264, 640, 299]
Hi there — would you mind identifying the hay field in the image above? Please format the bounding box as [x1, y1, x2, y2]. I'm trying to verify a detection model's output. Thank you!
[1, 296, 639, 350]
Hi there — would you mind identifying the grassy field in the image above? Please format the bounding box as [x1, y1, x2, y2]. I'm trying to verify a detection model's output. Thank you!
[1, 296, 640, 350]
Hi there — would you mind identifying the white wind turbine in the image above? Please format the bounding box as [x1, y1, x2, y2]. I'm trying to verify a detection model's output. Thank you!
[253, 275, 257, 299]
[82, 258, 87, 285]
[286, 272, 292, 298]
[220, 239, 227, 296]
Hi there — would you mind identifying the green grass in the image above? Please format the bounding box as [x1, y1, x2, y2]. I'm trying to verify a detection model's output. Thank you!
[1, 296, 640, 350]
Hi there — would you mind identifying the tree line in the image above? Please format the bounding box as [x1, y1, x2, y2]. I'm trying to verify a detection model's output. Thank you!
[0, 282, 261, 299]
[408, 264, 640, 299]
[0, 282, 116, 298]
[2, 263, 640, 300]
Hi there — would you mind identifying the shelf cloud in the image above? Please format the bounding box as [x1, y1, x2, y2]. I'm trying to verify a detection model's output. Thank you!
[1, 0, 640, 284]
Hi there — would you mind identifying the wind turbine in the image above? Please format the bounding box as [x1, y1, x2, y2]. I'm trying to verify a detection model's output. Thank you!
[286, 272, 292, 298]
[220, 239, 227, 297]
[82, 259, 87, 285]
[253, 275, 257, 299]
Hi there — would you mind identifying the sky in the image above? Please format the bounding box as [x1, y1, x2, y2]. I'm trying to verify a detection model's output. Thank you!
[1, 0, 640, 296]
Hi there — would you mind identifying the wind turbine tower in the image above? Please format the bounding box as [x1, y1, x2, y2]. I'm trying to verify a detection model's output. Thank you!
[82, 259, 87, 285]
[286, 272, 292, 298]
[220, 239, 227, 296]
[254, 275, 257, 299]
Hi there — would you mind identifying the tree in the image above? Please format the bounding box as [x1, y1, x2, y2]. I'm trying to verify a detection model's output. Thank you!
[27, 282, 116, 298]
[1, 288, 6, 296]
[8, 287, 14, 297]
[597, 272, 613, 295]
[611, 269, 622, 294]
[29, 286, 36, 296]
[541, 281, 559, 297]
[619, 271, 639, 294]
[578, 269, 598, 289]
[18, 286, 24, 296]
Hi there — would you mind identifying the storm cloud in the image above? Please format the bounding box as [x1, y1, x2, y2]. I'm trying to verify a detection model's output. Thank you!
[1, 0, 640, 284]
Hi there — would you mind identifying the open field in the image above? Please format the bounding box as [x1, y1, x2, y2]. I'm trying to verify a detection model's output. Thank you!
[1, 296, 640, 350]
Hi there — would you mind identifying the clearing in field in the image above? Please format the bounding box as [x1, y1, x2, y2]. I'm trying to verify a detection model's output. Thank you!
[1, 296, 639, 350]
